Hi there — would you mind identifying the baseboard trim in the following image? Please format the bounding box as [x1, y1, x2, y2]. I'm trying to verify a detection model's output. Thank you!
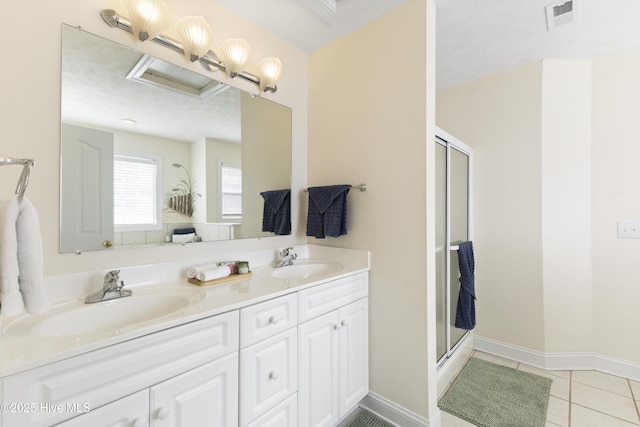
[359, 392, 432, 427]
[474, 335, 640, 381]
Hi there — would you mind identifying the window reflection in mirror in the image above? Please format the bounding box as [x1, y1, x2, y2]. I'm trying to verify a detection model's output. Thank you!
[59, 25, 292, 253]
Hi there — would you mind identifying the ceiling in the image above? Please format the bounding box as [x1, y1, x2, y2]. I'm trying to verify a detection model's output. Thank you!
[221, 0, 640, 89]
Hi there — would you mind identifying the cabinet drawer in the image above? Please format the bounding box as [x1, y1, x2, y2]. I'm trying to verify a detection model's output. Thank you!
[53, 389, 148, 427]
[298, 273, 368, 322]
[241, 293, 297, 347]
[2, 311, 239, 427]
[246, 393, 297, 427]
[240, 328, 297, 425]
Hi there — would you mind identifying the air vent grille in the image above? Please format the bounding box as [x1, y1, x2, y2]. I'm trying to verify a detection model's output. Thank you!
[546, 0, 579, 31]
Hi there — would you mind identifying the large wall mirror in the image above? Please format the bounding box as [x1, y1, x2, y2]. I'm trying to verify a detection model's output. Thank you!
[60, 24, 292, 253]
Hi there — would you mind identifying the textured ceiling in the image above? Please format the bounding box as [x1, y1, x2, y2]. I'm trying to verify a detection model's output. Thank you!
[435, 0, 640, 89]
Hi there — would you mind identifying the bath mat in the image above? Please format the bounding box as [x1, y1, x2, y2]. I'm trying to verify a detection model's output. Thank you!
[347, 410, 395, 427]
[438, 357, 552, 427]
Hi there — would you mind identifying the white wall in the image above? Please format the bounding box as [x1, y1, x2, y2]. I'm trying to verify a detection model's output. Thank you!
[308, 0, 437, 419]
[438, 52, 640, 366]
[0, 0, 308, 275]
[592, 47, 640, 363]
[437, 62, 547, 352]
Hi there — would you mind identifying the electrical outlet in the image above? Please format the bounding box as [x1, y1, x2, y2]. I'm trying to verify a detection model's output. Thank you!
[617, 221, 640, 239]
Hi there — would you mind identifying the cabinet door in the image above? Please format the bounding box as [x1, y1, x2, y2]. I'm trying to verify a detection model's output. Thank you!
[338, 298, 369, 418]
[298, 310, 340, 427]
[54, 389, 148, 427]
[240, 328, 297, 424]
[150, 353, 238, 427]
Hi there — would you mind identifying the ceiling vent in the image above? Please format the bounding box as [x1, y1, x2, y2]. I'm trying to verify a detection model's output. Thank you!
[546, 0, 579, 31]
[126, 55, 229, 99]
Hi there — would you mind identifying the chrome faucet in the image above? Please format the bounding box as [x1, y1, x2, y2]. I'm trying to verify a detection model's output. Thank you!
[273, 247, 297, 268]
[85, 270, 132, 303]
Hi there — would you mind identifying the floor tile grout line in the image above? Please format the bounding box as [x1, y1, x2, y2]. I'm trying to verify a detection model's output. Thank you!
[568, 371, 572, 427]
[629, 379, 640, 424]
[571, 402, 640, 426]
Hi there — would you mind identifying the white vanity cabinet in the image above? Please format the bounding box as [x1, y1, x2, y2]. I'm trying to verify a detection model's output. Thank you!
[3, 311, 239, 427]
[297, 274, 369, 427]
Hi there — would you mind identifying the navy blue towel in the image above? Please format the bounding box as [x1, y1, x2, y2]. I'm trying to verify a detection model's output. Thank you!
[173, 227, 196, 235]
[455, 241, 476, 330]
[306, 185, 351, 238]
[260, 189, 291, 235]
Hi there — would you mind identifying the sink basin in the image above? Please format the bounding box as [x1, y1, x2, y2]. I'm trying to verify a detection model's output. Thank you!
[271, 261, 342, 280]
[4, 287, 204, 338]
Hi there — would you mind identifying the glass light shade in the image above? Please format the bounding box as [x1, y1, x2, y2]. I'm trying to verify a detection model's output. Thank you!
[175, 16, 214, 62]
[219, 39, 252, 78]
[257, 57, 283, 92]
[122, 0, 171, 42]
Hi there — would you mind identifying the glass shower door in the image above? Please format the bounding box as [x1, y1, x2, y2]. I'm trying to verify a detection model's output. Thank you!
[436, 135, 471, 365]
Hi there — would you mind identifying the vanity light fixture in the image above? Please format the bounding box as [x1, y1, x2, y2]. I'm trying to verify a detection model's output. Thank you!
[121, 0, 170, 42]
[175, 16, 214, 62]
[99, 1, 283, 93]
[218, 39, 252, 78]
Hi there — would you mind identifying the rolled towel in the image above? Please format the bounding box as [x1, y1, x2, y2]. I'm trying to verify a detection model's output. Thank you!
[172, 232, 196, 243]
[187, 262, 219, 279]
[196, 265, 231, 282]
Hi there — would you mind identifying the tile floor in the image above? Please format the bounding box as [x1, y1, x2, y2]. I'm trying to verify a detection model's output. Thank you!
[441, 351, 640, 427]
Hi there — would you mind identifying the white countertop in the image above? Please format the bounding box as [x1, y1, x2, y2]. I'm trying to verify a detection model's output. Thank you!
[0, 245, 370, 378]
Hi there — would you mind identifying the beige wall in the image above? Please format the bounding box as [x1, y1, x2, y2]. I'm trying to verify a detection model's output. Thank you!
[592, 47, 640, 362]
[438, 51, 640, 365]
[308, 0, 436, 418]
[437, 62, 547, 352]
[0, 0, 308, 275]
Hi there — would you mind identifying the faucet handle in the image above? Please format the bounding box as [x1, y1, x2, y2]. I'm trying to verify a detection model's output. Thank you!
[280, 247, 293, 257]
[104, 269, 120, 282]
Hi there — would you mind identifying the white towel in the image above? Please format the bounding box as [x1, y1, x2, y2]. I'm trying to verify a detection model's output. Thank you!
[17, 197, 49, 314]
[196, 265, 231, 282]
[172, 232, 196, 243]
[187, 262, 218, 279]
[0, 196, 24, 316]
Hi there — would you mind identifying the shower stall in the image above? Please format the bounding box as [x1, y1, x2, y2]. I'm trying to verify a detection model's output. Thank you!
[435, 128, 473, 372]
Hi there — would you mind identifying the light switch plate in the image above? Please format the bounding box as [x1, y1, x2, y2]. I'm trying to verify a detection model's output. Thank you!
[617, 221, 640, 238]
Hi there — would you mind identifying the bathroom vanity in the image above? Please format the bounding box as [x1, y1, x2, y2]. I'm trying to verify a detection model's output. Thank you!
[0, 246, 370, 427]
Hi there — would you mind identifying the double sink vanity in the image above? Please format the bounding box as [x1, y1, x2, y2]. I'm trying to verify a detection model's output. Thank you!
[0, 245, 370, 427]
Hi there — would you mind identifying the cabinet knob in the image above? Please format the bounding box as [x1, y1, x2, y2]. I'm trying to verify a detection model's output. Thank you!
[333, 323, 341, 330]
[341, 319, 349, 327]
[269, 370, 279, 380]
[156, 406, 170, 420]
[132, 417, 148, 427]
[269, 315, 283, 325]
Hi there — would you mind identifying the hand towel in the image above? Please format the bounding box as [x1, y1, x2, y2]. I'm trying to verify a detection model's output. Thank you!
[172, 232, 196, 243]
[187, 262, 219, 279]
[455, 241, 476, 330]
[260, 190, 291, 235]
[16, 197, 50, 315]
[196, 265, 231, 282]
[0, 196, 24, 316]
[306, 185, 351, 238]
[173, 227, 196, 235]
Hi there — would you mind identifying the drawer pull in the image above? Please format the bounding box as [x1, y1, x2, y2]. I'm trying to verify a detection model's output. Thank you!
[156, 406, 170, 420]
[132, 417, 148, 427]
[268, 315, 283, 325]
[269, 370, 279, 380]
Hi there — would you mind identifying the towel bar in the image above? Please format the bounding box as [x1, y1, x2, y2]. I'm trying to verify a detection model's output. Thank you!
[303, 183, 367, 193]
[0, 156, 35, 201]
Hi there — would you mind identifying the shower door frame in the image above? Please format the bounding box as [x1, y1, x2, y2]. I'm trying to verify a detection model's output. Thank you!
[435, 127, 473, 368]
